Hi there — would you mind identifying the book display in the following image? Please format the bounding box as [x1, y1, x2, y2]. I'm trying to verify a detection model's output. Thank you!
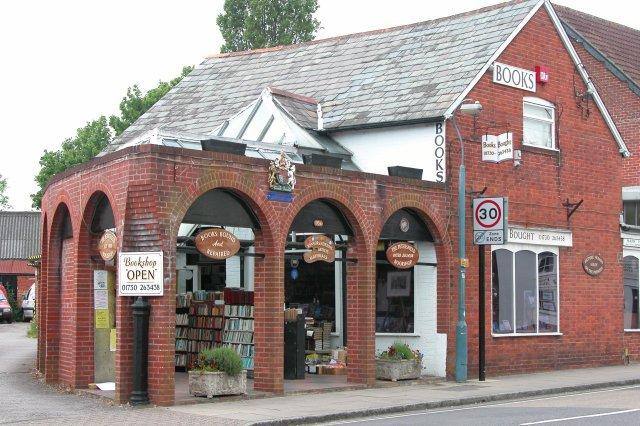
[175, 291, 225, 370]
[222, 288, 255, 372]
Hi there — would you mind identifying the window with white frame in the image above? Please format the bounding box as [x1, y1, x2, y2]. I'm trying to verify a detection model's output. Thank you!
[623, 255, 640, 330]
[492, 246, 559, 335]
[523, 97, 555, 149]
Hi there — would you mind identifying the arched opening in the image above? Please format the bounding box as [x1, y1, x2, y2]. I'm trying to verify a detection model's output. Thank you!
[283, 198, 355, 385]
[44, 203, 73, 384]
[78, 191, 117, 387]
[173, 188, 269, 400]
[375, 208, 445, 377]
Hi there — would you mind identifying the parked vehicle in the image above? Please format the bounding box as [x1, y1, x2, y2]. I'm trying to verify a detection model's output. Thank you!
[0, 292, 12, 323]
[22, 283, 36, 321]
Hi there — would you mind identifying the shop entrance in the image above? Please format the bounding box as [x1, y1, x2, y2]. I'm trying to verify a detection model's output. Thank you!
[174, 188, 263, 399]
[284, 199, 353, 381]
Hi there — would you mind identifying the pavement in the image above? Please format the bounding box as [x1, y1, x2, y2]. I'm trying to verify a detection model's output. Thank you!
[3, 321, 640, 425]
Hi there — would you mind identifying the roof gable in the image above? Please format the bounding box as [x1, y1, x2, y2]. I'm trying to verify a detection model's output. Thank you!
[104, 0, 541, 153]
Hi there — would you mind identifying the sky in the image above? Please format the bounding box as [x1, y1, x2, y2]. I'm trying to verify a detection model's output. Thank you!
[0, 0, 638, 211]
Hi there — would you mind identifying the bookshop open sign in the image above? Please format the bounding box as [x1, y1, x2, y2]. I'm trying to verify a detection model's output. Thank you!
[118, 251, 164, 296]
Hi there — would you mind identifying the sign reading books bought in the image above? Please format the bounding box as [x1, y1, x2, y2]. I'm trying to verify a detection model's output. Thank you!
[98, 230, 117, 261]
[481, 132, 513, 163]
[473, 197, 508, 245]
[118, 251, 164, 296]
[195, 228, 240, 260]
[386, 242, 419, 269]
[303, 235, 335, 263]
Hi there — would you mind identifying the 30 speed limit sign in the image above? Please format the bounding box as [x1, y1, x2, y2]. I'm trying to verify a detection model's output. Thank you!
[473, 197, 507, 245]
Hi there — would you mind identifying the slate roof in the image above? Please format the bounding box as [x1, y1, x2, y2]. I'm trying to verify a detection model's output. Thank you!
[104, 0, 540, 153]
[271, 88, 318, 130]
[0, 212, 41, 260]
[555, 5, 640, 86]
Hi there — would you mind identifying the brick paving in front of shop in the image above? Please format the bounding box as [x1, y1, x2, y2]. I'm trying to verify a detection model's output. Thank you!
[166, 364, 640, 424]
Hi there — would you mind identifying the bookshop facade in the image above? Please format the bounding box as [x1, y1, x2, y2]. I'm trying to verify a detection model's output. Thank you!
[37, 144, 451, 406]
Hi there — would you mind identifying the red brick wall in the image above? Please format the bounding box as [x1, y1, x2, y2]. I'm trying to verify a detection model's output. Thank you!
[37, 6, 629, 406]
[448, 8, 625, 376]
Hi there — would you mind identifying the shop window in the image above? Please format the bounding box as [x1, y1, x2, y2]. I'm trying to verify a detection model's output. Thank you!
[375, 248, 414, 333]
[623, 256, 640, 330]
[492, 248, 559, 335]
[523, 97, 555, 149]
[623, 201, 640, 227]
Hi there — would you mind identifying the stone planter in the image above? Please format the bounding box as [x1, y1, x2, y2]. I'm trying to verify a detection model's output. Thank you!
[375, 359, 421, 381]
[188, 370, 247, 398]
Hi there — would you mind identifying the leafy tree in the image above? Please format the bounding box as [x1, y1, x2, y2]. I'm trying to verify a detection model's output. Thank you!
[217, 0, 320, 53]
[109, 66, 193, 136]
[31, 67, 193, 208]
[31, 117, 112, 208]
[0, 174, 11, 210]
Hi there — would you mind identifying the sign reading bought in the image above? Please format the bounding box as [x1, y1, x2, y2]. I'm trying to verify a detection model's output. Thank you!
[118, 251, 164, 296]
[493, 62, 536, 93]
[482, 132, 513, 163]
[508, 226, 572, 247]
[473, 197, 508, 245]
[303, 235, 336, 263]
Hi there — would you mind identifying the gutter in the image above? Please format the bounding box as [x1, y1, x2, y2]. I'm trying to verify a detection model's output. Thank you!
[545, 1, 630, 157]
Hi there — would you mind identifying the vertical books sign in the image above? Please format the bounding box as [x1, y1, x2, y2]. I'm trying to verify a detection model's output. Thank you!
[482, 132, 513, 163]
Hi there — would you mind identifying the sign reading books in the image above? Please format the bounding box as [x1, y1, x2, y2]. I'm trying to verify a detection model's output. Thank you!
[303, 235, 335, 263]
[493, 62, 536, 92]
[473, 197, 508, 245]
[481, 132, 513, 163]
[386, 242, 419, 269]
[195, 228, 240, 260]
[118, 251, 164, 296]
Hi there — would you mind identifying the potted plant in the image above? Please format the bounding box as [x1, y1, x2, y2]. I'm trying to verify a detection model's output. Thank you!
[375, 341, 423, 381]
[188, 347, 247, 397]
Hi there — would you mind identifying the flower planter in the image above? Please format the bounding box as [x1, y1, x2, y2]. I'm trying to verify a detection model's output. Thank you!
[188, 370, 247, 398]
[375, 359, 421, 381]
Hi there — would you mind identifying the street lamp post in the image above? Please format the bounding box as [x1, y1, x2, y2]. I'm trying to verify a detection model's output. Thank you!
[451, 101, 482, 383]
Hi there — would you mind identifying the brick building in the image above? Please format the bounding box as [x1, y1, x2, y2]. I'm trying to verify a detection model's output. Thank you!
[0, 211, 40, 302]
[554, 5, 640, 362]
[37, 0, 636, 406]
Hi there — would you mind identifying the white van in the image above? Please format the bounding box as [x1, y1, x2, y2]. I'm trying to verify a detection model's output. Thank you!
[22, 283, 35, 321]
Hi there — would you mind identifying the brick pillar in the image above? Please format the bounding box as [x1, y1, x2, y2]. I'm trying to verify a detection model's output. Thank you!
[346, 243, 376, 386]
[58, 238, 77, 387]
[73, 237, 95, 388]
[115, 294, 133, 403]
[37, 220, 48, 376]
[253, 236, 284, 393]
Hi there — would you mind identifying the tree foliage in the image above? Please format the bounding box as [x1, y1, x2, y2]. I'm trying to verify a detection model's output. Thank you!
[31, 67, 193, 209]
[217, 0, 320, 53]
[31, 117, 112, 208]
[109, 66, 193, 136]
[0, 174, 11, 210]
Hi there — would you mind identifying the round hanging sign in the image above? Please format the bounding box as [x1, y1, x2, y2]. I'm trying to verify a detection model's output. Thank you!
[303, 235, 335, 263]
[386, 242, 419, 269]
[98, 230, 117, 261]
[195, 228, 240, 260]
[582, 254, 604, 277]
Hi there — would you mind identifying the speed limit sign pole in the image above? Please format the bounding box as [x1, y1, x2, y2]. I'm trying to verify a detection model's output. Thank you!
[472, 197, 507, 382]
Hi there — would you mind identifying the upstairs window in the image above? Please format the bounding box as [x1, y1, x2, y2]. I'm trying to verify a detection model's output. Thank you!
[624, 201, 640, 227]
[523, 97, 555, 149]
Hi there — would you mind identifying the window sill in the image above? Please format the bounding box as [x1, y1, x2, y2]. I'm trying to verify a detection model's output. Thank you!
[624, 329, 640, 333]
[376, 332, 420, 337]
[521, 144, 560, 157]
[492, 332, 563, 338]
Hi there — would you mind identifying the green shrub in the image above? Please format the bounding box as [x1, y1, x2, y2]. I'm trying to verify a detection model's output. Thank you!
[27, 315, 38, 338]
[195, 347, 243, 375]
[377, 341, 423, 363]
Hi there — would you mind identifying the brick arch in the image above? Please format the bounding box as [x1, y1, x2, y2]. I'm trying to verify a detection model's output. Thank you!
[74, 190, 119, 387]
[45, 191, 77, 238]
[280, 184, 375, 253]
[377, 193, 454, 368]
[160, 173, 283, 399]
[43, 201, 74, 385]
[280, 183, 376, 386]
